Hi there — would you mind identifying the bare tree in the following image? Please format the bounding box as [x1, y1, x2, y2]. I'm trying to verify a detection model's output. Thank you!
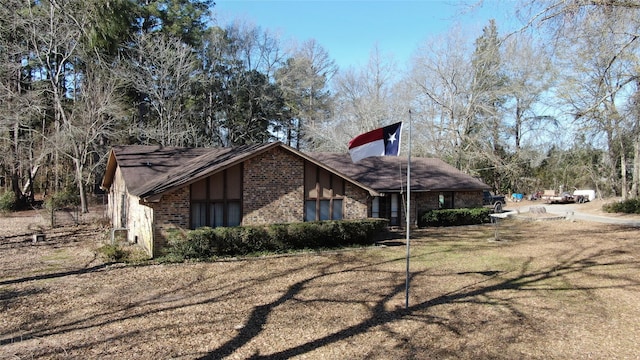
[552, 6, 638, 197]
[409, 27, 484, 170]
[55, 61, 128, 212]
[125, 33, 201, 146]
[325, 45, 400, 150]
[502, 33, 556, 152]
[521, 0, 640, 198]
[0, 0, 48, 203]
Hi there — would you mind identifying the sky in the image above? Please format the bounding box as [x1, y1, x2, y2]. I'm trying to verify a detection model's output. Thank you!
[213, 0, 521, 71]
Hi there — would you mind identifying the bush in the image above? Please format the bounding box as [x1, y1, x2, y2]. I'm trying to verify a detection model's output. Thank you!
[603, 198, 640, 214]
[46, 188, 80, 210]
[162, 218, 389, 261]
[419, 208, 492, 227]
[0, 191, 17, 212]
[97, 244, 128, 262]
[167, 227, 215, 260]
[97, 244, 149, 263]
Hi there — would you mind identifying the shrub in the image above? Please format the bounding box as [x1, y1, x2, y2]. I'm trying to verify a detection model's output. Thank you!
[162, 219, 389, 261]
[97, 244, 149, 263]
[97, 244, 128, 262]
[419, 208, 492, 227]
[223, 227, 249, 255]
[238, 226, 271, 253]
[46, 188, 80, 210]
[0, 191, 17, 212]
[168, 227, 216, 260]
[603, 198, 640, 214]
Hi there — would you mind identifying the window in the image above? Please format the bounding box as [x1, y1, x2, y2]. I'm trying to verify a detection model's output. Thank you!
[189, 165, 242, 229]
[305, 200, 317, 222]
[390, 194, 400, 226]
[372, 197, 380, 218]
[304, 162, 344, 221]
[438, 192, 454, 209]
[191, 202, 207, 229]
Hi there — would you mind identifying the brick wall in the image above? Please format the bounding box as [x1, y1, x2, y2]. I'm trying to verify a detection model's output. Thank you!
[242, 147, 304, 224]
[343, 182, 369, 219]
[455, 191, 483, 208]
[152, 186, 190, 256]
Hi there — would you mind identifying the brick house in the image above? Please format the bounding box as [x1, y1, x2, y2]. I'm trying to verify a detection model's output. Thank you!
[101, 142, 490, 257]
[101, 142, 379, 257]
[309, 153, 491, 227]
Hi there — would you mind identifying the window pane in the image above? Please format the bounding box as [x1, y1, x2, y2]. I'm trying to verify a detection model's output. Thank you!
[228, 202, 241, 226]
[191, 203, 206, 228]
[305, 200, 316, 221]
[390, 194, 399, 226]
[440, 192, 453, 209]
[320, 200, 330, 220]
[391, 194, 399, 218]
[211, 203, 224, 227]
[332, 199, 343, 220]
[372, 197, 380, 218]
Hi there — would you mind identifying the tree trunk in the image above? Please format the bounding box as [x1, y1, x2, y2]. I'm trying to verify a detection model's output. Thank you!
[73, 157, 89, 213]
[631, 136, 640, 198]
[620, 151, 627, 200]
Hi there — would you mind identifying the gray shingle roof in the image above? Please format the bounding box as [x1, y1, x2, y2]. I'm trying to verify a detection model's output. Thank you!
[102, 142, 381, 201]
[134, 142, 276, 198]
[308, 153, 490, 192]
[105, 145, 210, 195]
[103, 143, 486, 202]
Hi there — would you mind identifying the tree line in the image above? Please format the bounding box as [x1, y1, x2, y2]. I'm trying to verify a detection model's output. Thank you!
[1, 0, 639, 213]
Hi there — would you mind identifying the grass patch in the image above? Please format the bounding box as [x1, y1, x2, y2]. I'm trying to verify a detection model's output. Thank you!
[97, 244, 149, 263]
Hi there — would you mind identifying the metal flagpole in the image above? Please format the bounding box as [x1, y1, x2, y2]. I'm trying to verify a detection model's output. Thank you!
[405, 110, 412, 309]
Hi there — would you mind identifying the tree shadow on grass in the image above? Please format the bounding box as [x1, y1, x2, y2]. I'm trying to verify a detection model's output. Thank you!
[3, 224, 639, 357]
[0, 263, 113, 286]
[198, 245, 640, 360]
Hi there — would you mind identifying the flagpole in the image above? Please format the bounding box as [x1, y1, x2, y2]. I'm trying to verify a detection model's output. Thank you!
[405, 110, 412, 309]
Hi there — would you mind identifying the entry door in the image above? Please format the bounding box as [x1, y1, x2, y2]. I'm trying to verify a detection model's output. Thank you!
[376, 194, 400, 226]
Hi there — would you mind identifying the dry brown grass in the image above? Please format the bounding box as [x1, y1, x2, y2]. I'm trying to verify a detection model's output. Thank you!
[1, 204, 639, 359]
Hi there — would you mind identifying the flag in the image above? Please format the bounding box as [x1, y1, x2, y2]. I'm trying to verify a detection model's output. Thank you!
[348, 122, 402, 162]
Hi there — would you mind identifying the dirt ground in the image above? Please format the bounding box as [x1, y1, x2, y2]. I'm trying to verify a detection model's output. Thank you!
[1, 200, 639, 359]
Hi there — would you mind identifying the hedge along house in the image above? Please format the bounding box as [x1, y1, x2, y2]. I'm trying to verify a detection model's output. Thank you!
[309, 153, 491, 227]
[100, 142, 380, 257]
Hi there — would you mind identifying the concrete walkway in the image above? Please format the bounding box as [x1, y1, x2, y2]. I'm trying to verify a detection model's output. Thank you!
[509, 203, 640, 227]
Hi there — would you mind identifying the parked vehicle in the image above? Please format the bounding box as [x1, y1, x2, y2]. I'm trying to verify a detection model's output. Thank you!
[483, 190, 506, 213]
[541, 190, 589, 204]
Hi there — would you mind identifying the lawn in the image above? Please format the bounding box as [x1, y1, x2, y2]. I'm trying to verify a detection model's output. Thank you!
[1, 213, 639, 359]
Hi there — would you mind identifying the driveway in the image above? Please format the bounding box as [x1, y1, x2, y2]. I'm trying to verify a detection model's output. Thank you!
[509, 201, 640, 227]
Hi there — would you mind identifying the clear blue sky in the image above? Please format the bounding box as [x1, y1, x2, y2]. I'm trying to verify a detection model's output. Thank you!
[213, 0, 519, 70]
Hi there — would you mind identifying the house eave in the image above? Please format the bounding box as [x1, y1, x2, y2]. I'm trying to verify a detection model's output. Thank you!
[100, 149, 118, 191]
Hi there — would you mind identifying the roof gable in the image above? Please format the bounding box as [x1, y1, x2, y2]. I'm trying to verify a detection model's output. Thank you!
[135, 142, 278, 199]
[102, 142, 380, 201]
[101, 145, 209, 194]
[308, 153, 490, 192]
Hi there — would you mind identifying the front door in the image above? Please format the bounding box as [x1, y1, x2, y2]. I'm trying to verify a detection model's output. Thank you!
[376, 194, 400, 226]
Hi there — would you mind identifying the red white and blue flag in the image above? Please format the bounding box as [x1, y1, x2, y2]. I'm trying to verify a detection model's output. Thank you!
[348, 122, 403, 163]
